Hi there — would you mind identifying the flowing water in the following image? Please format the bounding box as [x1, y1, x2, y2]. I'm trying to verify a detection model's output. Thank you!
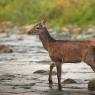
[0, 33, 95, 95]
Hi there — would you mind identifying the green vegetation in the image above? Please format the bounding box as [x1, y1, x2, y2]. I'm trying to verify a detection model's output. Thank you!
[0, 0, 95, 27]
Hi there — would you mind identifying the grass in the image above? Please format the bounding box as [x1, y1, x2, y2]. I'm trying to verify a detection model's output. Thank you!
[0, 0, 95, 28]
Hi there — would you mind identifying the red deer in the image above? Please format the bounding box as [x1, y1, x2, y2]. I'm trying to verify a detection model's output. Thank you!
[28, 20, 95, 90]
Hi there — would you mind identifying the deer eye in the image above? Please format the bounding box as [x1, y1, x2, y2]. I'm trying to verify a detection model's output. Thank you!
[36, 27, 39, 29]
[36, 25, 40, 29]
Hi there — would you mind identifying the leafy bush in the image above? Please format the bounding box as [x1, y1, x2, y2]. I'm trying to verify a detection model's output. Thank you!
[0, 0, 95, 27]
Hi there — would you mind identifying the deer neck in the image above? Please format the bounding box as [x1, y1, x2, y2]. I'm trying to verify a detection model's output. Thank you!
[39, 28, 55, 50]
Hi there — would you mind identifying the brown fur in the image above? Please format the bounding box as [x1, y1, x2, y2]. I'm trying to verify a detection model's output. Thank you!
[48, 41, 90, 63]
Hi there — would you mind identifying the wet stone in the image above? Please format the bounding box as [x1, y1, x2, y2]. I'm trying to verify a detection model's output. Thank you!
[62, 78, 77, 84]
[34, 70, 48, 74]
[0, 74, 16, 81]
[12, 83, 35, 90]
[19, 86, 31, 89]
[33, 70, 56, 75]
[0, 45, 13, 53]
[88, 80, 95, 90]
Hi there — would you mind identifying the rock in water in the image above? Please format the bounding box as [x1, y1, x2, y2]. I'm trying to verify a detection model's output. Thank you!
[0, 45, 13, 53]
[88, 80, 95, 90]
[62, 78, 77, 84]
[33, 70, 47, 74]
[33, 70, 56, 75]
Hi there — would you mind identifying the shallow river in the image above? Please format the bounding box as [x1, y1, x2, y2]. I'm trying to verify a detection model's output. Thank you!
[0, 33, 95, 95]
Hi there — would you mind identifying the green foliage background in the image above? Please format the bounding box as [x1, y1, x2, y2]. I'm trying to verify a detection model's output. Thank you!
[0, 0, 95, 26]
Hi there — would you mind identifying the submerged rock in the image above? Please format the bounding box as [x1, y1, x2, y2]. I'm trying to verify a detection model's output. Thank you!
[0, 45, 13, 53]
[33, 70, 56, 75]
[62, 78, 77, 84]
[0, 74, 16, 80]
[33, 70, 47, 74]
[88, 80, 95, 90]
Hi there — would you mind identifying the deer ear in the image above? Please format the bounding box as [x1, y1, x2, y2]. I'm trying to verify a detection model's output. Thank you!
[41, 18, 47, 25]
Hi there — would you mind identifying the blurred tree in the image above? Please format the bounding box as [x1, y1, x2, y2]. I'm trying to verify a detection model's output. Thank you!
[0, 0, 95, 26]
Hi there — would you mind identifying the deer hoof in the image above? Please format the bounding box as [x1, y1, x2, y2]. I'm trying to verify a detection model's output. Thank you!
[48, 80, 53, 88]
[58, 84, 62, 90]
[49, 80, 53, 84]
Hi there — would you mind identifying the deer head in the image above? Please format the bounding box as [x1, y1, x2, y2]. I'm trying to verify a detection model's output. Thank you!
[28, 19, 47, 35]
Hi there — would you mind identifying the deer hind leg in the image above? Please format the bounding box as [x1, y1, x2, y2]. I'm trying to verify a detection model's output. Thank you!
[48, 63, 55, 87]
[85, 53, 95, 72]
[87, 61, 95, 72]
[86, 60, 95, 72]
[55, 62, 62, 90]
[90, 65, 95, 72]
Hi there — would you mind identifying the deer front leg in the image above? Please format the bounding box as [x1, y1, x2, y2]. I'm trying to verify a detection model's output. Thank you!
[48, 63, 55, 87]
[55, 63, 62, 90]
